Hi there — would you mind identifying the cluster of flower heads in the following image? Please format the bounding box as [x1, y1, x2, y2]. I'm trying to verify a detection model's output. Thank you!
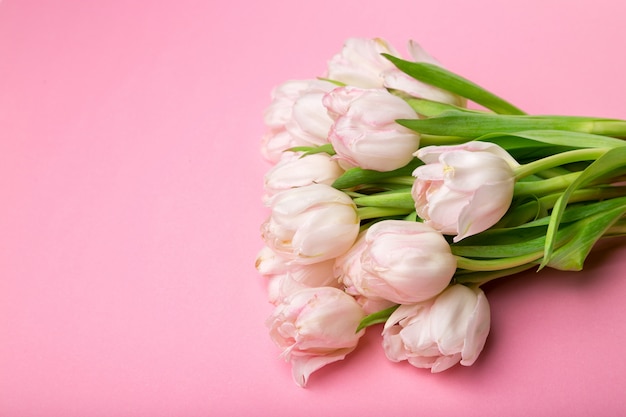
[256, 38, 626, 387]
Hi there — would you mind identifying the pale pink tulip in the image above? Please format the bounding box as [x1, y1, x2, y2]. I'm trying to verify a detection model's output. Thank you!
[325, 37, 464, 106]
[256, 247, 340, 304]
[325, 37, 401, 89]
[335, 220, 456, 304]
[263, 152, 344, 201]
[267, 286, 366, 387]
[323, 87, 420, 172]
[261, 184, 359, 264]
[382, 284, 490, 372]
[261, 79, 335, 163]
[412, 141, 518, 242]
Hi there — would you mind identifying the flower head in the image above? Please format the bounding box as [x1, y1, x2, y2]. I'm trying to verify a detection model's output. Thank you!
[261, 184, 360, 264]
[382, 284, 491, 372]
[325, 37, 465, 106]
[323, 87, 420, 172]
[263, 152, 344, 201]
[261, 79, 335, 163]
[335, 220, 456, 304]
[267, 286, 366, 387]
[256, 247, 340, 305]
[412, 141, 518, 241]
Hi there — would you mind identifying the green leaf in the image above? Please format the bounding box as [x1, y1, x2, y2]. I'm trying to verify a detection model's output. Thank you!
[332, 158, 422, 190]
[454, 264, 536, 286]
[316, 77, 347, 87]
[452, 196, 626, 259]
[479, 130, 626, 150]
[382, 54, 525, 115]
[398, 111, 626, 139]
[451, 224, 576, 259]
[288, 143, 336, 156]
[546, 205, 626, 270]
[356, 305, 399, 333]
[477, 135, 574, 162]
[540, 147, 626, 268]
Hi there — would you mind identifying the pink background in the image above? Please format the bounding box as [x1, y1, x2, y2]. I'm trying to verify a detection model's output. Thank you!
[1, 1, 626, 416]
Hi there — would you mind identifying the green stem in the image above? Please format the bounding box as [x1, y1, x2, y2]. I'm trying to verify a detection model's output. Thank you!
[591, 120, 626, 137]
[357, 206, 414, 220]
[514, 172, 581, 197]
[454, 264, 536, 286]
[533, 166, 579, 179]
[353, 190, 414, 209]
[455, 251, 543, 271]
[513, 148, 608, 180]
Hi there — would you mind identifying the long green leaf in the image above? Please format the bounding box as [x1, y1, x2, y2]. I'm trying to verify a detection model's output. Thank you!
[540, 147, 626, 268]
[546, 205, 626, 271]
[452, 196, 626, 259]
[398, 111, 626, 138]
[478, 130, 626, 149]
[383, 54, 525, 115]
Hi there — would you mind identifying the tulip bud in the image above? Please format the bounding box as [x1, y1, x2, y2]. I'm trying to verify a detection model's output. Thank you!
[263, 152, 344, 201]
[261, 79, 335, 163]
[256, 247, 340, 304]
[261, 184, 360, 264]
[325, 37, 465, 106]
[266, 287, 366, 387]
[412, 141, 519, 241]
[335, 220, 456, 304]
[323, 87, 420, 172]
[382, 284, 491, 372]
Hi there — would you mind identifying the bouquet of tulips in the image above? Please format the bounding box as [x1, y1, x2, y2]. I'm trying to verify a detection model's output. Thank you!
[255, 38, 626, 387]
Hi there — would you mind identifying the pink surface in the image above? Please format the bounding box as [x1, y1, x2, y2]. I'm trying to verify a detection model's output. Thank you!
[1, 1, 626, 416]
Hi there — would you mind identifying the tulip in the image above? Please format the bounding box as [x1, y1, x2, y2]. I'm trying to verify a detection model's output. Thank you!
[335, 220, 456, 304]
[325, 37, 465, 106]
[266, 286, 366, 387]
[263, 152, 344, 201]
[382, 284, 491, 372]
[261, 184, 360, 264]
[325, 37, 400, 89]
[256, 247, 340, 304]
[323, 87, 421, 172]
[412, 141, 519, 242]
[261, 79, 335, 163]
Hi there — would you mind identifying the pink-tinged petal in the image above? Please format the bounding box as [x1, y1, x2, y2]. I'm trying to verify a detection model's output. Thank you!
[381, 326, 407, 362]
[430, 353, 462, 373]
[384, 303, 423, 331]
[267, 287, 366, 387]
[412, 162, 445, 181]
[430, 285, 478, 355]
[290, 349, 354, 388]
[263, 153, 344, 200]
[379, 284, 491, 373]
[262, 184, 359, 264]
[412, 141, 517, 240]
[324, 87, 420, 172]
[460, 289, 491, 366]
[339, 220, 456, 304]
[441, 150, 515, 191]
[325, 38, 399, 89]
[455, 180, 514, 242]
